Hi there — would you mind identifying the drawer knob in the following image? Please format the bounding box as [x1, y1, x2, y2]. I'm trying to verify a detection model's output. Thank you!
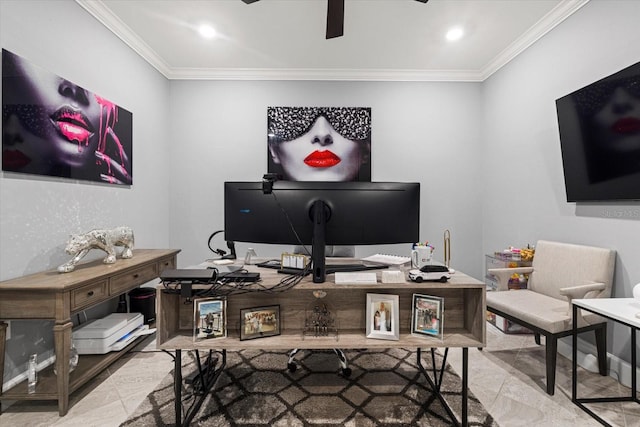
[133, 273, 139, 279]
[87, 291, 94, 297]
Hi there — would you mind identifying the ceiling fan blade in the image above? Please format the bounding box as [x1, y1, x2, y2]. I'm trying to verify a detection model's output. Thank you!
[326, 0, 344, 39]
[415, 0, 429, 3]
[241, 0, 260, 4]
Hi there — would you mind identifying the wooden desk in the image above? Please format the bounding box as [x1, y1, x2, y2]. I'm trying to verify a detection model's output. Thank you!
[0, 248, 180, 416]
[156, 263, 486, 426]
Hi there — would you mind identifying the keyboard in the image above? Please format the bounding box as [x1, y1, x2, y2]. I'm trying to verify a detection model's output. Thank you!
[334, 272, 378, 284]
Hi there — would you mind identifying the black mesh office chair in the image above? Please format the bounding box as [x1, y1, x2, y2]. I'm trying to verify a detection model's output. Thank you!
[287, 245, 354, 377]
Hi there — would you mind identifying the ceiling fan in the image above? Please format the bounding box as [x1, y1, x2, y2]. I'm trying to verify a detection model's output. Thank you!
[241, 0, 428, 39]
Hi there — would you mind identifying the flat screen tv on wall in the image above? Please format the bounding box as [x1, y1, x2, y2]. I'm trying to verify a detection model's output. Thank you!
[555, 60, 640, 202]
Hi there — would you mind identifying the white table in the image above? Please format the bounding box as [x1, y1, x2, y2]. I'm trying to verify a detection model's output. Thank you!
[572, 298, 640, 426]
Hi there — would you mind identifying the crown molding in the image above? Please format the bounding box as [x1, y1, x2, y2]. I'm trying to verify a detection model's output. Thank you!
[77, 0, 587, 82]
[165, 67, 484, 82]
[480, 0, 589, 80]
[76, 0, 173, 77]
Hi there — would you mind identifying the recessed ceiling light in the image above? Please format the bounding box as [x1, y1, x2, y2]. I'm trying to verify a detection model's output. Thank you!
[198, 24, 217, 39]
[446, 27, 464, 42]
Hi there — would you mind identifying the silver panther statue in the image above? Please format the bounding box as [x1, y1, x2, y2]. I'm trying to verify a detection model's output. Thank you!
[58, 226, 135, 273]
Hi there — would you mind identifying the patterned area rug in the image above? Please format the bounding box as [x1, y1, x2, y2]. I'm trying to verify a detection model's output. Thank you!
[121, 348, 497, 426]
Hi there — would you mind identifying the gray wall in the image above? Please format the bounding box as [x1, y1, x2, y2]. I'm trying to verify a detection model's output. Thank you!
[167, 80, 484, 271]
[1, 0, 172, 384]
[482, 0, 640, 374]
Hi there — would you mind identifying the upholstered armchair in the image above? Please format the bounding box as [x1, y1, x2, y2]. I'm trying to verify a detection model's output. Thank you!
[486, 240, 616, 395]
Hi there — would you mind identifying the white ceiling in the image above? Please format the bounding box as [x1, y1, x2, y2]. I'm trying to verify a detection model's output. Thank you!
[77, 0, 589, 81]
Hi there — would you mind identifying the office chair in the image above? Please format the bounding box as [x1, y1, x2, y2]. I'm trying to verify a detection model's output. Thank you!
[287, 245, 354, 377]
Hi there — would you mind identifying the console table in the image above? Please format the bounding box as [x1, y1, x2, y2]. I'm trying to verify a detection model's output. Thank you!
[572, 298, 640, 426]
[0, 248, 179, 416]
[156, 262, 486, 426]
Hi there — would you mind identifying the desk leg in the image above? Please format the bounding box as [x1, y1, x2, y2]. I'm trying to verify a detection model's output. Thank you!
[53, 321, 73, 416]
[462, 348, 468, 426]
[632, 327, 636, 401]
[572, 304, 578, 402]
[174, 349, 182, 427]
[417, 347, 469, 427]
[0, 321, 6, 412]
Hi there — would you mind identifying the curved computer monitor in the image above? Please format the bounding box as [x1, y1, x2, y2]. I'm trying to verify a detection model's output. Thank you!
[224, 181, 420, 282]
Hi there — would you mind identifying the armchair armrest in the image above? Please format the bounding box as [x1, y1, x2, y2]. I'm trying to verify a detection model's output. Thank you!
[487, 267, 534, 291]
[559, 282, 606, 316]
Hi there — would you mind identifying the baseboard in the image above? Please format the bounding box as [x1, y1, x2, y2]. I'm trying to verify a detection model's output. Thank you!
[558, 337, 639, 389]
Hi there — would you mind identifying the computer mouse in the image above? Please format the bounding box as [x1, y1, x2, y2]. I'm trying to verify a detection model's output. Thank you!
[448, 268, 456, 274]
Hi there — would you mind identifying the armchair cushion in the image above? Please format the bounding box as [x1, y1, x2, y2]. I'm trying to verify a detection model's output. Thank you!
[488, 290, 569, 333]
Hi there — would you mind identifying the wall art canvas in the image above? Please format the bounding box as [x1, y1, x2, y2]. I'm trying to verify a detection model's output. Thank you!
[2, 49, 133, 185]
[194, 297, 226, 341]
[267, 106, 371, 182]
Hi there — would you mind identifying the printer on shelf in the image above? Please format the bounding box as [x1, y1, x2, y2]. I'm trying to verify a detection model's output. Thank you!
[72, 312, 146, 355]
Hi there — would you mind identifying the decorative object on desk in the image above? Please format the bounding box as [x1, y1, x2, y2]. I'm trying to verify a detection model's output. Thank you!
[57, 226, 134, 273]
[122, 349, 497, 427]
[53, 343, 79, 375]
[27, 354, 37, 394]
[240, 305, 281, 341]
[443, 229, 451, 268]
[303, 290, 338, 339]
[243, 247, 257, 265]
[411, 294, 444, 339]
[411, 243, 434, 268]
[365, 293, 399, 340]
[408, 264, 451, 283]
[193, 297, 227, 341]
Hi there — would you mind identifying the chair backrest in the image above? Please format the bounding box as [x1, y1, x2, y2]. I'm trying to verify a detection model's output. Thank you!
[529, 240, 616, 301]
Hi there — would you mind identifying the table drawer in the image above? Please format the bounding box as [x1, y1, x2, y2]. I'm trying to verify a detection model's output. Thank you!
[72, 281, 108, 311]
[157, 255, 176, 272]
[110, 263, 158, 295]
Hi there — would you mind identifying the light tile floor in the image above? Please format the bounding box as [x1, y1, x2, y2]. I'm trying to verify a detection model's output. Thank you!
[1, 323, 639, 426]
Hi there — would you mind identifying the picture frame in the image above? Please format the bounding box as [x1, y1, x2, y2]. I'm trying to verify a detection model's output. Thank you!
[193, 297, 227, 341]
[240, 305, 281, 341]
[365, 293, 399, 340]
[411, 294, 444, 339]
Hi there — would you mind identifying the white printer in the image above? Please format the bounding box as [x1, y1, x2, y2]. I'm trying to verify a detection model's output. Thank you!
[72, 312, 146, 354]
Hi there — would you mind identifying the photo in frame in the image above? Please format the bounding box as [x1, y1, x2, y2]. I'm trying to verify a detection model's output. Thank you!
[411, 294, 444, 339]
[365, 293, 399, 340]
[193, 297, 226, 341]
[240, 305, 281, 341]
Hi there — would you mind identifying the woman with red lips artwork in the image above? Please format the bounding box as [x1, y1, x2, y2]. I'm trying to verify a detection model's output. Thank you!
[267, 107, 371, 182]
[573, 75, 640, 184]
[1, 49, 132, 185]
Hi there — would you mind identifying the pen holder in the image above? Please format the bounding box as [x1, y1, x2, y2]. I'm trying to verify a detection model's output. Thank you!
[411, 246, 434, 269]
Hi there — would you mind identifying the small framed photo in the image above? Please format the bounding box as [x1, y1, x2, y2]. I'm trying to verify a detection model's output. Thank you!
[411, 294, 444, 339]
[194, 297, 227, 341]
[240, 305, 281, 341]
[366, 293, 399, 340]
